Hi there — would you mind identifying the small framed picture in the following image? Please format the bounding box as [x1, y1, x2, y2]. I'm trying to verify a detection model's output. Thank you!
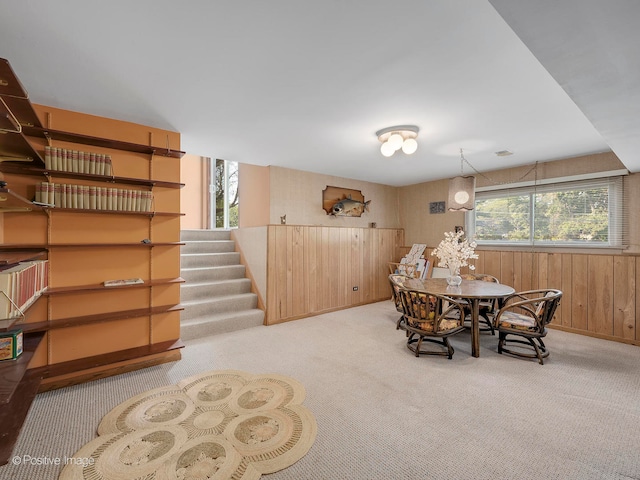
[429, 201, 445, 214]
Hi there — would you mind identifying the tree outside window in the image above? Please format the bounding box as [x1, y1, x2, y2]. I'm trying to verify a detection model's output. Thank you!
[468, 177, 624, 247]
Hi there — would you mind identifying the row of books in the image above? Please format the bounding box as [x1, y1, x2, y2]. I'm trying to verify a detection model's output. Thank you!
[34, 182, 154, 212]
[0, 260, 49, 319]
[44, 146, 113, 176]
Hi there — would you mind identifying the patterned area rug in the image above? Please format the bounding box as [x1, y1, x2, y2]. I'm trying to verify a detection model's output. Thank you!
[59, 370, 317, 480]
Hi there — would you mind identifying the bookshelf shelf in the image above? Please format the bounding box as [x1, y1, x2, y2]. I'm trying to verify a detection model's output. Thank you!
[0, 131, 45, 167]
[46, 242, 184, 248]
[42, 207, 183, 216]
[0, 187, 44, 213]
[44, 277, 185, 296]
[0, 295, 45, 332]
[0, 248, 47, 266]
[21, 304, 183, 333]
[36, 339, 184, 392]
[0, 243, 183, 249]
[23, 126, 185, 159]
[0, 58, 43, 129]
[0, 163, 185, 189]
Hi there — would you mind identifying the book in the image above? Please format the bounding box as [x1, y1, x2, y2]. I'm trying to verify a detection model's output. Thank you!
[71, 150, 79, 173]
[71, 184, 78, 209]
[89, 152, 97, 174]
[0, 260, 49, 318]
[103, 278, 144, 287]
[44, 146, 52, 170]
[82, 185, 90, 209]
[89, 185, 97, 210]
[100, 187, 107, 210]
[54, 183, 62, 206]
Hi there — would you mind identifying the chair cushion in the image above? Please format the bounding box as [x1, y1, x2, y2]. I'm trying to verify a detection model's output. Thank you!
[535, 291, 557, 317]
[408, 317, 460, 333]
[497, 311, 538, 332]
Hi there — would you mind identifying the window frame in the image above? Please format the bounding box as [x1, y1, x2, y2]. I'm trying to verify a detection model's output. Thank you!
[465, 171, 627, 249]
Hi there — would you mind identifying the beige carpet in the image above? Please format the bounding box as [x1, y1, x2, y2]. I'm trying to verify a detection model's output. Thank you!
[58, 370, 317, 480]
[2, 300, 640, 480]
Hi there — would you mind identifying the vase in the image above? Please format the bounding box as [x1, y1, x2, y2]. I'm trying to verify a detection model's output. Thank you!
[446, 269, 462, 286]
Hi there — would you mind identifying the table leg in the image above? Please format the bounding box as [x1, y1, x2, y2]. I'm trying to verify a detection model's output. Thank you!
[471, 298, 480, 357]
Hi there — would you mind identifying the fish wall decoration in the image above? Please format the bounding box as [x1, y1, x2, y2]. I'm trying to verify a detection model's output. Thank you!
[322, 186, 371, 217]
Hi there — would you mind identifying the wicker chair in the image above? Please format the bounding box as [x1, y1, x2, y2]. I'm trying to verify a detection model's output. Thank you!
[397, 288, 466, 359]
[493, 289, 563, 364]
[460, 273, 500, 335]
[388, 274, 409, 330]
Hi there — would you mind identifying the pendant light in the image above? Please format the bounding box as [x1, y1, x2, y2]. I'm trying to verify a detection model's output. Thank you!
[448, 148, 476, 211]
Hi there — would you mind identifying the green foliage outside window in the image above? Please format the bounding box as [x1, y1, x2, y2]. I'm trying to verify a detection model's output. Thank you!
[215, 159, 239, 228]
[473, 184, 612, 245]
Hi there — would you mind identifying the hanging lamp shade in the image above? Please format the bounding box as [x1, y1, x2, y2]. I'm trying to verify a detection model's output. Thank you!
[448, 148, 476, 211]
[448, 175, 475, 211]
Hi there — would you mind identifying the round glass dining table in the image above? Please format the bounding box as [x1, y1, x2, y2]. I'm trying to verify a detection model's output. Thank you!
[402, 277, 515, 357]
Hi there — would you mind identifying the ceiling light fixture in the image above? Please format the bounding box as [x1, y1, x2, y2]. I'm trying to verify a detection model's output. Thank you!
[448, 148, 476, 211]
[375, 125, 419, 157]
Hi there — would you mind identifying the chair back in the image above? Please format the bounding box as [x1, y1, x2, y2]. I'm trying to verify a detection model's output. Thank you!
[388, 274, 407, 313]
[397, 288, 464, 333]
[535, 290, 563, 326]
[461, 273, 500, 310]
[500, 288, 563, 331]
[461, 273, 499, 283]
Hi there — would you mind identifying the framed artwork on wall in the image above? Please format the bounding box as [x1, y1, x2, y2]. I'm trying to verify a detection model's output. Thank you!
[429, 201, 446, 214]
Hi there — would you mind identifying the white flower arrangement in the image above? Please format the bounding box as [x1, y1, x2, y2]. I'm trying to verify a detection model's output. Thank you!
[431, 230, 478, 275]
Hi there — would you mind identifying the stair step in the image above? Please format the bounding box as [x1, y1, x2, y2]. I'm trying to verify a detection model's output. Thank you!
[181, 252, 240, 268]
[179, 230, 264, 339]
[181, 293, 258, 320]
[180, 309, 265, 340]
[181, 278, 252, 301]
[181, 230, 231, 241]
[181, 240, 235, 254]
[181, 265, 246, 283]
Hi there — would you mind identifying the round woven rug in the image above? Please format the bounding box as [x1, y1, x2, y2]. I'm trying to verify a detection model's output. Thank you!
[59, 370, 317, 480]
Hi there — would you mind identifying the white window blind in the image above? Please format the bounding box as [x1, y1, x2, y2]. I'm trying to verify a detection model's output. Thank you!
[466, 175, 628, 248]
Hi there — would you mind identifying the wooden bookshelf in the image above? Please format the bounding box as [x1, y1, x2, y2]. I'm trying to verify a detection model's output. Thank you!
[0, 57, 184, 464]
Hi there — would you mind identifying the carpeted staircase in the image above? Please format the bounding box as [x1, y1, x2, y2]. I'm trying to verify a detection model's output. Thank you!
[180, 230, 265, 340]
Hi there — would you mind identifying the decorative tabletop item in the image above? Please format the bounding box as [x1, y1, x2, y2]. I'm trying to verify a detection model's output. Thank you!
[431, 230, 478, 286]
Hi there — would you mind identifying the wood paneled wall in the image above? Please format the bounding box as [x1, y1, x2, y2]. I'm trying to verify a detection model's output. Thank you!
[265, 227, 638, 346]
[418, 246, 639, 345]
[266, 225, 404, 324]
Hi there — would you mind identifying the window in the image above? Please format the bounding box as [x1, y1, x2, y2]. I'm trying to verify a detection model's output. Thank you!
[466, 175, 626, 248]
[210, 159, 238, 229]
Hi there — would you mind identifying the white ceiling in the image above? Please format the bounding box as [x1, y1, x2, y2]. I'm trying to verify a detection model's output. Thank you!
[1, 0, 637, 186]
